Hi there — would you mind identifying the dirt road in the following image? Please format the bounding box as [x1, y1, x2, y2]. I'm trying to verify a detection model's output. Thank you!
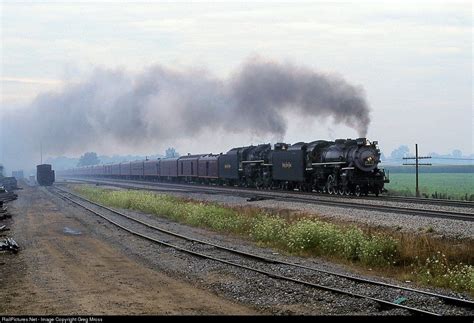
[0, 184, 258, 315]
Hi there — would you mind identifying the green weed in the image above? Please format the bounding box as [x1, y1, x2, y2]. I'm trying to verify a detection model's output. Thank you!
[72, 185, 473, 294]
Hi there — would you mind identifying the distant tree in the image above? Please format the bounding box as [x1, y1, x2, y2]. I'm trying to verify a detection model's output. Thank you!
[452, 149, 462, 158]
[77, 152, 100, 166]
[390, 145, 410, 160]
[165, 147, 180, 158]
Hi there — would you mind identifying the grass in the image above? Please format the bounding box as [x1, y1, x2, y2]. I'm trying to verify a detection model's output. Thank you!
[72, 185, 474, 294]
[385, 173, 474, 200]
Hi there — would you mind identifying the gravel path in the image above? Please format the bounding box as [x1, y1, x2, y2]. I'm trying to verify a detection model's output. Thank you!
[1, 184, 259, 315]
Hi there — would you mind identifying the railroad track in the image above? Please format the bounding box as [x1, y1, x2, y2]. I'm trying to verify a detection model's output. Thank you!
[59, 176, 474, 209]
[59, 178, 474, 222]
[366, 195, 473, 209]
[50, 185, 474, 316]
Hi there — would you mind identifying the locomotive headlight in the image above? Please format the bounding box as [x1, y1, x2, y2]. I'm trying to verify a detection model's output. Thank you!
[365, 156, 375, 165]
[354, 146, 378, 171]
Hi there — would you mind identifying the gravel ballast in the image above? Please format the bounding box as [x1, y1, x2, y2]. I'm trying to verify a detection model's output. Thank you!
[46, 185, 474, 315]
[154, 190, 474, 240]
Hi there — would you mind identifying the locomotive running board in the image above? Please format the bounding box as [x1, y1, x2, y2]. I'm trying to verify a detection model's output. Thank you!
[311, 162, 346, 166]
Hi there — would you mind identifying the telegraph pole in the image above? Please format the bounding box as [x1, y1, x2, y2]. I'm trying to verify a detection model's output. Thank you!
[403, 144, 431, 197]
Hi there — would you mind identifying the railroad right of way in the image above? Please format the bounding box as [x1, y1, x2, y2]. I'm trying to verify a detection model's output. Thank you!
[58, 178, 474, 240]
[50, 185, 474, 316]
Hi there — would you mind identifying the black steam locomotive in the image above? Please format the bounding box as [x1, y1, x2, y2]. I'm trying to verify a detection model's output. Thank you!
[217, 138, 387, 196]
[61, 138, 389, 196]
[272, 138, 387, 196]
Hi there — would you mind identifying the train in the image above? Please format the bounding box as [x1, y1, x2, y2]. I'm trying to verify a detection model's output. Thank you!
[59, 138, 389, 196]
[37, 164, 55, 186]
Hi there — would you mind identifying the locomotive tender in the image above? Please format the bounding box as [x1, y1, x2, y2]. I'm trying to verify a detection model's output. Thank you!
[37, 164, 55, 186]
[60, 138, 389, 196]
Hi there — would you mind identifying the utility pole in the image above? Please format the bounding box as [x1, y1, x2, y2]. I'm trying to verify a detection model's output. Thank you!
[403, 144, 431, 197]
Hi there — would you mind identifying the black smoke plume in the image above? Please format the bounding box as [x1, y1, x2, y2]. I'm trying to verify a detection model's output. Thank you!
[1, 57, 370, 171]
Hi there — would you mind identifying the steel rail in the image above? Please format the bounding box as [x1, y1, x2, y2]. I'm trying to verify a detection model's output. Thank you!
[50, 186, 473, 315]
[60, 176, 474, 208]
[59, 178, 474, 222]
[55, 186, 474, 308]
[378, 196, 474, 209]
[272, 196, 474, 222]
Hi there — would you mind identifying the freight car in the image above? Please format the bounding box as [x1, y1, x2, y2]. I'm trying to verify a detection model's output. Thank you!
[59, 137, 389, 196]
[37, 164, 55, 186]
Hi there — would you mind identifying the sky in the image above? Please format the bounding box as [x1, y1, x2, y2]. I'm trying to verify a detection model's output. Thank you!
[0, 0, 472, 172]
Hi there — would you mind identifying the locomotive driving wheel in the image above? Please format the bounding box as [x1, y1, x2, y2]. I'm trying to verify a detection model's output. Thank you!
[354, 185, 361, 197]
[374, 186, 380, 197]
[326, 175, 336, 195]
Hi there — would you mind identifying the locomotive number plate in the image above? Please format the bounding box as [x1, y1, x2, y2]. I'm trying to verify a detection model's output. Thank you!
[282, 162, 292, 169]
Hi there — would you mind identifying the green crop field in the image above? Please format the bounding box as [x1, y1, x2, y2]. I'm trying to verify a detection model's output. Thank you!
[385, 173, 474, 200]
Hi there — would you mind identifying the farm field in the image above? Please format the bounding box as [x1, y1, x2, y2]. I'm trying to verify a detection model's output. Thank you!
[385, 172, 474, 200]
